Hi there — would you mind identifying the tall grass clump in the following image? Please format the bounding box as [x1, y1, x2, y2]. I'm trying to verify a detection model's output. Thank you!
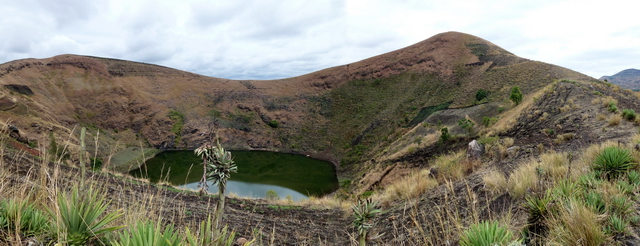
[592, 146, 636, 180]
[52, 185, 123, 245]
[459, 220, 515, 246]
[507, 160, 539, 198]
[546, 200, 607, 246]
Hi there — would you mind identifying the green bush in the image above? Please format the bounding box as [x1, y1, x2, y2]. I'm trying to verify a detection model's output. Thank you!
[510, 86, 523, 106]
[608, 102, 619, 113]
[268, 120, 279, 128]
[622, 109, 636, 121]
[482, 117, 497, 127]
[439, 127, 450, 143]
[593, 147, 636, 180]
[475, 89, 488, 101]
[266, 190, 279, 201]
[459, 221, 514, 246]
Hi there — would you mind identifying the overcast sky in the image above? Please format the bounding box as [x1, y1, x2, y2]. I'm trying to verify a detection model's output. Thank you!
[1, 0, 638, 80]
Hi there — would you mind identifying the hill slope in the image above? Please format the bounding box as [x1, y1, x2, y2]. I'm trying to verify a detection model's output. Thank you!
[0, 31, 593, 175]
[601, 68, 640, 90]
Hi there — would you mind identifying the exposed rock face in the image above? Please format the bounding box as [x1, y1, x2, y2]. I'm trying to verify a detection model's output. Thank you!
[4, 84, 34, 95]
[466, 140, 485, 160]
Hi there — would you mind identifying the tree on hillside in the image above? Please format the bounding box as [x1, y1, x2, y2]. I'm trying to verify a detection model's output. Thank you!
[510, 86, 523, 106]
[475, 89, 488, 102]
[195, 139, 237, 230]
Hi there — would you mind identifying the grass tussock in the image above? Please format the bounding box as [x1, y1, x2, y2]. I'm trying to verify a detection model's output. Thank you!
[482, 170, 507, 194]
[507, 159, 539, 198]
[553, 133, 575, 145]
[608, 114, 622, 126]
[372, 168, 438, 207]
[431, 150, 468, 182]
[546, 201, 607, 246]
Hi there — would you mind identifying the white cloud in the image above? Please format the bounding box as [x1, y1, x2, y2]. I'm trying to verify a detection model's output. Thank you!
[1, 0, 639, 79]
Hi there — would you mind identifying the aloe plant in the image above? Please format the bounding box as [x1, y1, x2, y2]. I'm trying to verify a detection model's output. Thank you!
[51, 186, 123, 245]
[459, 221, 514, 246]
[0, 199, 50, 238]
[352, 199, 381, 246]
[195, 140, 237, 230]
[114, 220, 181, 246]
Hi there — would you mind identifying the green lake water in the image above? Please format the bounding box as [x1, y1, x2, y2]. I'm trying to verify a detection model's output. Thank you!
[129, 150, 339, 200]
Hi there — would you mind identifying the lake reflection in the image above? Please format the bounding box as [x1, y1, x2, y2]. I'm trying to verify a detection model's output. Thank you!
[181, 180, 309, 201]
[130, 150, 338, 200]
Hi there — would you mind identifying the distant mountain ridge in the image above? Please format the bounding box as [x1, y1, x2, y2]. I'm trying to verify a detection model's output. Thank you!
[600, 68, 640, 90]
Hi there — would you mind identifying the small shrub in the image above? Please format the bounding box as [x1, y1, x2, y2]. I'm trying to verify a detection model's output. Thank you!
[439, 127, 450, 143]
[458, 119, 475, 135]
[593, 147, 636, 180]
[475, 89, 488, 101]
[459, 221, 514, 246]
[498, 107, 505, 113]
[482, 117, 497, 127]
[266, 190, 279, 201]
[622, 109, 636, 121]
[267, 120, 279, 128]
[608, 102, 618, 113]
[510, 86, 523, 106]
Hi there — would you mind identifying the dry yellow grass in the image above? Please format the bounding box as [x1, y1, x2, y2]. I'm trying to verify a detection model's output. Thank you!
[540, 151, 570, 179]
[431, 150, 468, 182]
[554, 133, 575, 145]
[602, 96, 618, 107]
[596, 113, 606, 121]
[608, 114, 622, 126]
[482, 169, 507, 194]
[546, 201, 607, 245]
[507, 158, 539, 198]
[372, 168, 439, 207]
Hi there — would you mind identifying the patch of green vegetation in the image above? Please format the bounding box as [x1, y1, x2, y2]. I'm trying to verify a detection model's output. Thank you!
[622, 109, 636, 121]
[439, 127, 450, 143]
[467, 43, 490, 59]
[406, 102, 452, 128]
[263, 97, 293, 111]
[90, 156, 104, 170]
[168, 110, 184, 144]
[475, 89, 488, 102]
[268, 120, 279, 128]
[482, 116, 497, 127]
[510, 86, 523, 105]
